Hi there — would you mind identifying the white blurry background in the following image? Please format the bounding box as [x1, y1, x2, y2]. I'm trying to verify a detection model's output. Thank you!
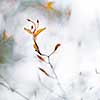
[0, 0, 100, 100]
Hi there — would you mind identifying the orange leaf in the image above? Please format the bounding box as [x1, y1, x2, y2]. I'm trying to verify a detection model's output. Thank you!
[46, 2, 54, 10]
[34, 27, 46, 38]
[54, 43, 61, 51]
[2, 31, 8, 41]
[24, 27, 32, 35]
[39, 67, 49, 77]
[37, 55, 45, 62]
[33, 44, 39, 51]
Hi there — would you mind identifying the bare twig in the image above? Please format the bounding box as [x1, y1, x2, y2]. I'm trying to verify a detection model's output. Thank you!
[47, 56, 66, 95]
[37, 73, 65, 100]
[34, 40, 66, 97]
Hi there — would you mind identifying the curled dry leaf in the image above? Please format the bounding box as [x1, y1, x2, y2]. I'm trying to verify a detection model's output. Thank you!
[24, 27, 32, 35]
[54, 43, 61, 51]
[34, 27, 46, 38]
[37, 55, 45, 62]
[39, 67, 49, 77]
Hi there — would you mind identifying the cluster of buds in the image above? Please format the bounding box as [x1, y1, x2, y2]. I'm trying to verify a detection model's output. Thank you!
[24, 19, 66, 98]
[24, 19, 61, 78]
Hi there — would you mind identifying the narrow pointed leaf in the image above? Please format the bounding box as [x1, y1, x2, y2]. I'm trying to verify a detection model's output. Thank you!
[37, 55, 45, 62]
[34, 27, 46, 38]
[39, 67, 49, 77]
[24, 27, 32, 35]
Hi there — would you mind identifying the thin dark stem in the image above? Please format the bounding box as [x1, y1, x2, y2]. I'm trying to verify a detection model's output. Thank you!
[13, 89, 29, 100]
[48, 50, 55, 57]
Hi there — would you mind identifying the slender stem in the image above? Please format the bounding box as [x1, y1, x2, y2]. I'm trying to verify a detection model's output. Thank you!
[37, 73, 65, 99]
[13, 89, 29, 100]
[48, 50, 55, 57]
[27, 19, 36, 30]
[48, 56, 66, 95]
[34, 38, 66, 96]
[0, 82, 9, 89]
[0, 74, 9, 86]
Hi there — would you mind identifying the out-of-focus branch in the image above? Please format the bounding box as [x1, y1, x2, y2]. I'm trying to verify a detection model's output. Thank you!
[0, 74, 30, 100]
[37, 73, 65, 100]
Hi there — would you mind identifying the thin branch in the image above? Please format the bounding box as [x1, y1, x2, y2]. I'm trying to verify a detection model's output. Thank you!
[34, 39, 66, 96]
[0, 74, 30, 100]
[34, 42, 66, 97]
[48, 50, 55, 57]
[95, 68, 100, 74]
[48, 56, 66, 95]
[13, 89, 30, 100]
[0, 74, 9, 86]
[0, 82, 9, 89]
[37, 73, 65, 100]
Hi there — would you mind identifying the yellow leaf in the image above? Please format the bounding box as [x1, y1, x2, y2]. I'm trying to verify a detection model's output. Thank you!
[47, 2, 54, 10]
[2, 31, 8, 41]
[34, 27, 46, 38]
[24, 27, 32, 35]
[33, 43, 39, 51]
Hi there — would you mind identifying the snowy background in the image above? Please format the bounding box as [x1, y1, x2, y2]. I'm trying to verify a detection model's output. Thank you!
[0, 0, 100, 100]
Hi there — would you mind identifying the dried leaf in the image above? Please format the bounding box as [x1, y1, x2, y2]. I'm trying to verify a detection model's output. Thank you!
[34, 27, 46, 38]
[33, 44, 38, 51]
[39, 67, 49, 77]
[2, 31, 8, 41]
[37, 55, 45, 62]
[24, 27, 32, 35]
[54, 43, 61, 51]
